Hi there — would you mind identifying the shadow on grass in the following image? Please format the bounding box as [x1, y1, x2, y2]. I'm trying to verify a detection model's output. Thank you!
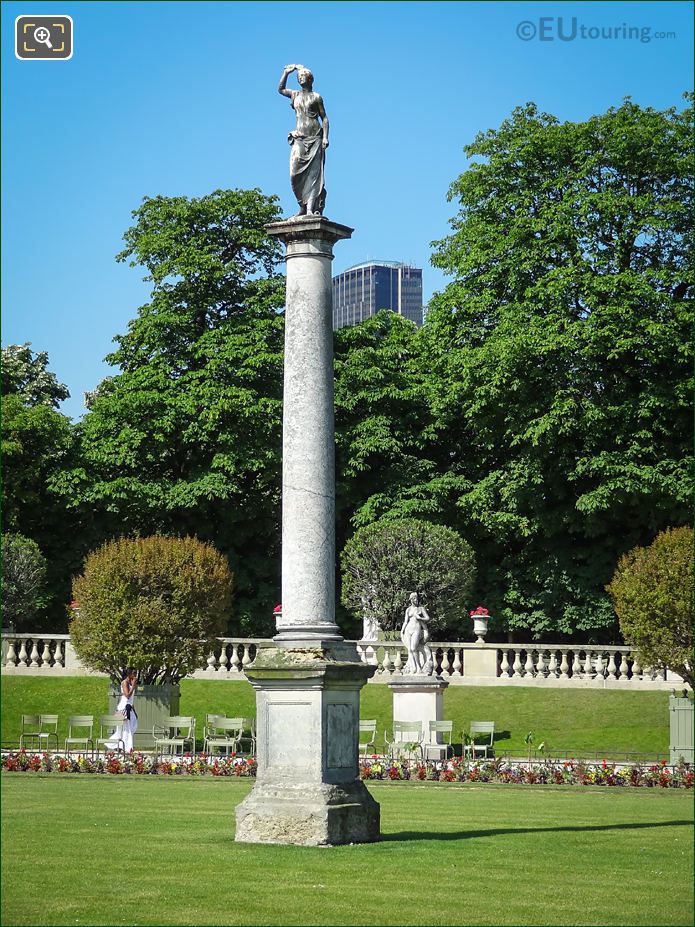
[382, 819, 693, 842]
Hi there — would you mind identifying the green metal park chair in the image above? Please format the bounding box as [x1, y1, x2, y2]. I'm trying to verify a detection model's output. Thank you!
[203, 717, 242, 756]
[359, 720, 378, 756]
[96, 714, 126, 757]
[463, 721, 495, 759]
[153, 716, 196, 760]
[384, 720, 424, 762]
[423, 720, 454, 762]
[19, 714, 42, 750]
[64, 715, 94, 756]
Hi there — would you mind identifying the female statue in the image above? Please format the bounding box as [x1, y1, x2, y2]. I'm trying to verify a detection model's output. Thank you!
[400, 593, 434, 675]
[278, 64, 329, 216]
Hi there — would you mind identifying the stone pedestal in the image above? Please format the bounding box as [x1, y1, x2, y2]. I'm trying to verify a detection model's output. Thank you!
[235, 216, 380, 846]
[388, 675, 449, 741]
[235, 646, 380, 845]
[463, 644, 499, 683]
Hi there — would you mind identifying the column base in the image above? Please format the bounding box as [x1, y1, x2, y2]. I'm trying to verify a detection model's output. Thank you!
[235, 779, 380, 846]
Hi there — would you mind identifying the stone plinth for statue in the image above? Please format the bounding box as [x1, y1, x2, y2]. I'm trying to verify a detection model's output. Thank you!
[388, 674, 450, 743]
[235, 215, 380, 846]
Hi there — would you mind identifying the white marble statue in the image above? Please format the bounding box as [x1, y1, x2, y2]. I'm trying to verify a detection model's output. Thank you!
[278, 64, 329, 216]
[400, 592, 433, 675]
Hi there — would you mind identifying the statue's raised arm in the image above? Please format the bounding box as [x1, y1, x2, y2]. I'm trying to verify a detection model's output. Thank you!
[277, 63, 328, 217]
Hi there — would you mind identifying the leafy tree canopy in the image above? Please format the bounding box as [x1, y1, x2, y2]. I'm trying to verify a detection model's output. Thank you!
[70, 535, 232, 684]
[409, 95, 693, 639]
[1, 343, 70, 408]
[1, 534, 48, 631]
[341, 518, 475, 636]
[55, 190, 286, 636]
[607, 526, 693, 688]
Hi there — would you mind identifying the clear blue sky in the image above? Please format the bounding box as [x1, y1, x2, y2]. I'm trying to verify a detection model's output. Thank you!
[3, 0, 692, 419]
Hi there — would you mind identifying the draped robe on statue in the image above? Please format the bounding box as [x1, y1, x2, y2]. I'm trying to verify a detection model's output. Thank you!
[288, 90, 326, 213]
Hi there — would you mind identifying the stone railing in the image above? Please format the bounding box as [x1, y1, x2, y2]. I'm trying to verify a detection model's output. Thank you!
[1, 633, 684, 690]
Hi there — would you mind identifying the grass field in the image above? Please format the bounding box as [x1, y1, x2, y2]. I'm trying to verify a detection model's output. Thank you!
[1, 774, 692, 926]
[1, 676, 671, 758]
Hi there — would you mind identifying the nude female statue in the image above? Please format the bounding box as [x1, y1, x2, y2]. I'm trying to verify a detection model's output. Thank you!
[401, 592, 434, 675]
[278, 64, 329, 216]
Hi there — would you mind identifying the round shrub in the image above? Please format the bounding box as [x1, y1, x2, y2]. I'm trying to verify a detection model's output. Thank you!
[607, 526, 693, 688]
[341, 518, 476, 635]
[1, 533, 48, 630]
[70, 535, 233, 684]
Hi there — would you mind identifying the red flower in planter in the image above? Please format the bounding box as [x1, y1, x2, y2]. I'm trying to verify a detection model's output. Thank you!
[469, 606, 490, 617]
[273, 604, 282, 615]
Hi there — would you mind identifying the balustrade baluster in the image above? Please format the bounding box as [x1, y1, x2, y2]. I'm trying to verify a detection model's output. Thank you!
[631, 654, 642, 679]
[523, 650, 535, 678]
[499, 649, 510, 677]
[54, 639, 64, 667]
[17, 640, 28, 667]
[206, 650, 217, 674]
[393, 648, 403, 674]
[452, 649, 462, 677]
[512, 649, 522, 678]
[594, 650, 605, 677]
[559, 650, 570, 679]
[536, 650, 547, 679]
[241, 645, 252, 671]
[607, 652, 617, 680]
[619, 652, 629, 680]
[6, 639, 17, 667]
[218, 644, 229, 675]
[571, 650, 581, 679]
[583, 649, 592, 677]
[547, 650, 558, 678]
[382, 649, 392, 675]
[41, 641, 52, 667]
[29, 640, 40, 667]
[365, 644, 377, 667]
[230, 644, 241, 673]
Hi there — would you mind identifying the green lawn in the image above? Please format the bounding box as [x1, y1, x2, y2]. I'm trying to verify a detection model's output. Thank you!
[1, 675, 671, 758]
[1, 775, 692, 926]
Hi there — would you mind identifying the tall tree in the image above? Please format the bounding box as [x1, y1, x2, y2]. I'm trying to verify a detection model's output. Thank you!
[1, 343, 70, 408]
[413, 96, 693, 639]
[1, 346, 80, 627]
[56, 189, 286, 635]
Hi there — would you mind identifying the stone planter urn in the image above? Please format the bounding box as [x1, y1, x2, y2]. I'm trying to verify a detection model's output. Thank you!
[470, 607, 490, 644]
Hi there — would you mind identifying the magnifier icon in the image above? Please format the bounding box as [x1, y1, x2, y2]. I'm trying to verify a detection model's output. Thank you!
[33, 26, 53, 49]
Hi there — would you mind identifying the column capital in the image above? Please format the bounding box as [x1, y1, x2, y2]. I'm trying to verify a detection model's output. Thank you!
[265, 215, 353, 249]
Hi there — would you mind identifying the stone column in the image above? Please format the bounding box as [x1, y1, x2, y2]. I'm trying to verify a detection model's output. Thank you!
[272, 216, 350, 647]
[235, 216, 380, 846]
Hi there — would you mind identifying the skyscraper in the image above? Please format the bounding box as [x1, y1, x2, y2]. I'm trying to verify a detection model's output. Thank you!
[332, 261, 423, 329]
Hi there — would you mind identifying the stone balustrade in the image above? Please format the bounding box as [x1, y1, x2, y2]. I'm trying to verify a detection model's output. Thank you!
[1, 633, 684, 690]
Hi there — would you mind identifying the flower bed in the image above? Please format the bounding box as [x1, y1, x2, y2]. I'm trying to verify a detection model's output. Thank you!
[359, 756, 693, 789]
[1, 750, 256, 777]
[2, 751, 692, 788]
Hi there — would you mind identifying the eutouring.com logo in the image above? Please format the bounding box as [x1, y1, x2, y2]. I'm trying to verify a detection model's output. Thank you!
[516, 17, 677, 43]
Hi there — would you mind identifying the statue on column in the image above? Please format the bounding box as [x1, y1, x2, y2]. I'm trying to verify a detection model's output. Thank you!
[278, 64, 329, 216]
[401, 592, 434, 675]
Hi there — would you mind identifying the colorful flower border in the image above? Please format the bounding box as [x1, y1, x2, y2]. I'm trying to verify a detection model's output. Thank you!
[1, 751, 692, 788]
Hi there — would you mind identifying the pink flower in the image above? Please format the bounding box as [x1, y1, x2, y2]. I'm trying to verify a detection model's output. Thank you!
[469, 606, 490, 617]
[273, 604, 282, 614]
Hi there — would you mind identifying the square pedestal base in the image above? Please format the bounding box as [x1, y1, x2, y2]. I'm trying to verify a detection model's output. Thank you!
[235, 780, 380, 846]
[234, 646, 380, 846]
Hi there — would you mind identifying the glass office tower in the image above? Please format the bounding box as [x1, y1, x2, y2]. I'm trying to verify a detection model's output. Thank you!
[332, 261, 423, 329]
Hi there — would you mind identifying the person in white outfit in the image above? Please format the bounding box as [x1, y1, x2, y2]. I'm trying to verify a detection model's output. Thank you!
[106, 668, 138, 753]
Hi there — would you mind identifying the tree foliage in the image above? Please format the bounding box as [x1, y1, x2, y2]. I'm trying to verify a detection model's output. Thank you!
[340, 519, 475, 635]
[1, 534, 48, 630]
[607, 526, 693, 688]
[55, 190, 285, 635]
[1, 343, 70, 408]
[70, 535, 233, 684]
[1, 348, 81, 628]
[407, 95, 694, 639]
